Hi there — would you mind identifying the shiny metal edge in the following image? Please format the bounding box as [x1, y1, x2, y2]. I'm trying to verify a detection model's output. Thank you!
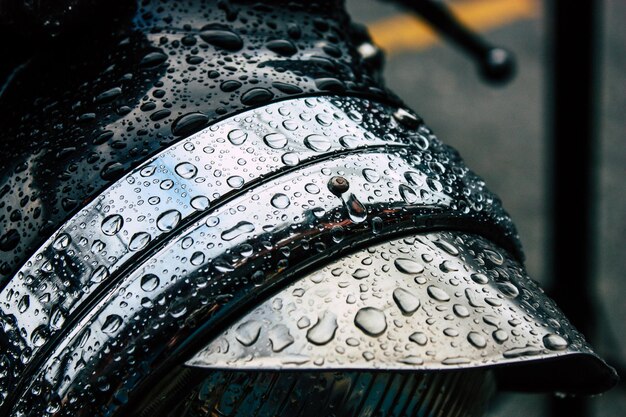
[0, 95, 522, 415]
[186, 230, 591, 372]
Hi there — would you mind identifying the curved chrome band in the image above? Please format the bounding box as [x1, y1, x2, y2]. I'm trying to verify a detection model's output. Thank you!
[0, 96, 612, 416]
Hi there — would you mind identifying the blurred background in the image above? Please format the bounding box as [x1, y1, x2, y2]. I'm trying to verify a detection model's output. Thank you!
[345, 0, 625, 415]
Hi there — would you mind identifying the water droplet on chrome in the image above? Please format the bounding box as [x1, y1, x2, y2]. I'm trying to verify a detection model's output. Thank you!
[263, 133, 288, 149]
[129, 232, 151, 251]
[101, 214, 123, 236]
[467, 332, 487, 349]
[304, 134, 331, 152]
[175, 162, 197, 179]
[409, 331, 428, 346]
[543, 333, 568, 351]
[306, 311, 338, 345]
[354, 307, 387, 336]
[102, 314, 123, 334]
[226, 175, 244, 189]
[221, 221, 255, 241]
[191, 196, 210, 211]
[53, 233, 71, 251]
[140, 274, 160, 292]
[394, 258, 424, 274]
[235, 320, 262, 346]
[393, 288, 420, 315]
[90, 265, 109, 283]
[157, 210, 181, 231]
[271, 193, 290, 209]
[362, 168, 380, 183]
[427, 285, 450, 302]
[227, 129, 248, 145]
[269, 325, 295, 352]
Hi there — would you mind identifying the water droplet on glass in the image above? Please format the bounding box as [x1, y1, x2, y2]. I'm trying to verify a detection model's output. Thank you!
[140, 274, 160, 292]
[354, 307, 387, 336]
[157, 210, 181, 232]
[175, 162, 197, 179]
[306, 310, 338, 345]
[263, 133, 288, 149]
[221, 221, 255, 241]
[101, 214, 123, 236]
[102, 314, 123, 334]
[543, 333, 568, 351]
[427, 285, 451, 302]
[227, 129, 248, 145]
[393, 288, 421, 315]
[304, 134, 331, 152]
[394, 258, 424, 274]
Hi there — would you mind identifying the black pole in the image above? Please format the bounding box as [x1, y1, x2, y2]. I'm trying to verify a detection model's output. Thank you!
[548, 1, 601, 416]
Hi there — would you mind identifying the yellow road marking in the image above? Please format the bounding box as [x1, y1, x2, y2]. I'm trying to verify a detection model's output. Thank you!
[367, 0, 538, 54]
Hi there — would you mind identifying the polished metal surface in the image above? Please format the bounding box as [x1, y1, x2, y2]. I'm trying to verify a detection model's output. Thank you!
[0, 95, 614, 416]
[188, 231, 594, 372]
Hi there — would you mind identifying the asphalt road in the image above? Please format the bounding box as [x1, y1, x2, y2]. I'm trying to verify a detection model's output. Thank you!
[345, 0, 626, 416]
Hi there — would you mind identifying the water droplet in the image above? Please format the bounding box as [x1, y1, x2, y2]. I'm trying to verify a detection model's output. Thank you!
[241, 87, 274, 106]
[221, 221, 255, 241]
[140, 51, 168, 68]
[305, 183, 320, 194]
[434, 240, 459, 256]
[190, 251, 205, 266]
[304, 134, 331, 152]
[52, 233, 71, 251]
[354, 307, 387, 337]
[191, 196, 210, 210]
[281, 152, 300, 166]
[157, 210, 182, 231]
[543, 333, 568, 351]
[394, 258, 424, 274]
[453, 304, 470, 318]
[129, 232, 151, 251]
[497, 282, 520, 298]
[227, 129, 248, 145]
[171, 112, 208, 136]
[18, 295, 30, 313]
[467, 332, 487, 349]
[102, 314, 123, 334]
[352, 268, 370, 279]
[493, 329, 509, 343]
[409, 331, 428, 346]
[444, 328, 459, 337]
[227, 175, 245, 189]
[101, 214, 123, 236]
[345, 193, 367, 223]
[271, 193, 291, 209]
[90, 265, 109, 283]
[306, 310, 338, 345]
[393, 288, 421, 315]
[236, 320, 262, 346]
[140, 274, 160, 292]
[263, 133, 288, 149]
[399, 184, 418, 204]
[339, 135, 359, 148]
[362, 168, 380, 183]
[200, 29, 243, 51]
[28, 326, 50, 350]
[268, 325, 295, 352]
[175, 162, 197, 179]
[427, 285, 450, 302]
[471, 273, 489, 284]
[267, 39, 297, 56]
